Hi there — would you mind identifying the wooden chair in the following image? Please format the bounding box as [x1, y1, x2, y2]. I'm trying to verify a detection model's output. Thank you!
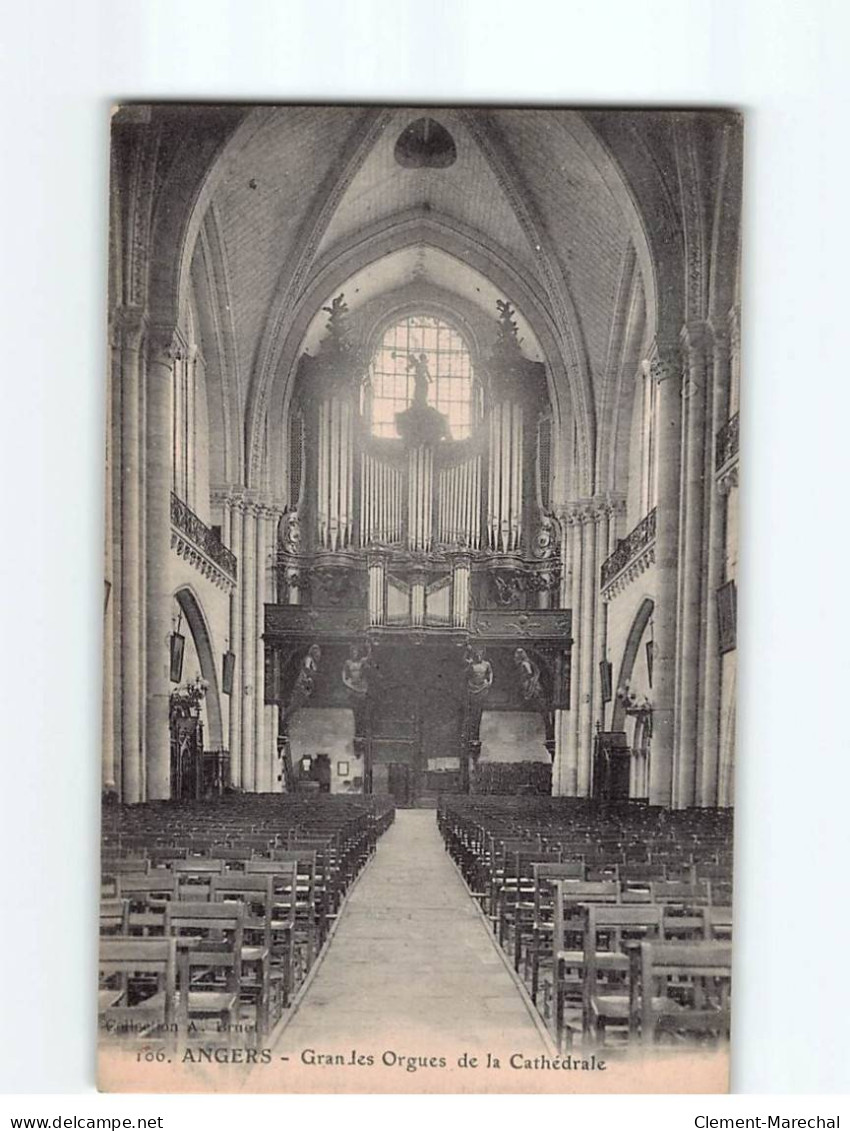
[100, 899, 130, 936]
[706, 906, 733, 941]
[630, 941, 732, 1044]
[104, 858, 149, 876]
[250, 851, 318, 967]
[279, 841, 334, 942]
[210, 874, 274, 1036]
[117, 873, 178, 935]
[172, 857, 224, 899]
[580, 904, 664, 1045]
[209, 845, 253, 870]
[99, 937, 177, 1044]
[525, 861, 587, 1003]
[649, 879, 711, 907]
[245, 860, 299, 1004]
[551, 881, 619, 1046]
[164, 901, 244, 1046]
[497, 846, 561, 961]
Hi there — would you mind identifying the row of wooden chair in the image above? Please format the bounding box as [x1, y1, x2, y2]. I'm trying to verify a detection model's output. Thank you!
[438, 795, 733, 1053]
[100, 795, 396, 1049]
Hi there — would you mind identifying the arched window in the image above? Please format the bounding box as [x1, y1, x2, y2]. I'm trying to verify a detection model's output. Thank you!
[368, 314, 478, 439]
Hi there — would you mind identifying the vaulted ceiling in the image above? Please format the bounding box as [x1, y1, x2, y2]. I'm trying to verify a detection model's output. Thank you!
[125, 102, 739, 494]
[193, 106, 657, 411]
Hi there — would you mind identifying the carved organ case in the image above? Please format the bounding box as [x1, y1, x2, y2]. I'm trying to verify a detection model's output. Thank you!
[280, 300, 561, 616]
[266, 298, 570, 783]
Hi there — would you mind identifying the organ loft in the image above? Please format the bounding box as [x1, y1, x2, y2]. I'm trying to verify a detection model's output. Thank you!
[267, 295, 570, 802]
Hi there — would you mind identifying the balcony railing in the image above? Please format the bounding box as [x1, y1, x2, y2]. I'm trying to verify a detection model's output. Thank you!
[715, 411, 739, 472]
[171, 492, 237, 581]
[601, 508, 656, 590]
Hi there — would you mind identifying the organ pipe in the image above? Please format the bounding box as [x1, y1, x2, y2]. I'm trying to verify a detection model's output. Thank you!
[317, 396, 354, 550]
[486, 401, 523, 552]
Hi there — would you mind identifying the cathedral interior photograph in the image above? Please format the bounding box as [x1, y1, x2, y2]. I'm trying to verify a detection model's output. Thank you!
[99, 104, 741, 1091]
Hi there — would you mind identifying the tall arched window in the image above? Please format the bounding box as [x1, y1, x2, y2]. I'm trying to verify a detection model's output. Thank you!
[368, 314, 478, 439]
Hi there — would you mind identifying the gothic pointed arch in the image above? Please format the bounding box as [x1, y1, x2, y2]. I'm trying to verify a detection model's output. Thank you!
[174, 585, 224, 750]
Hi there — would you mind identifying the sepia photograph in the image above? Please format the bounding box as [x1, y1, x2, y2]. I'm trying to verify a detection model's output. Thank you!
[98, 103, 741, 1094]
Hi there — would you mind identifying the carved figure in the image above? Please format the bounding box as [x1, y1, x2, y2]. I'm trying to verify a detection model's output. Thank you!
[533, 510, 560, 560]
[495, 298, 520, 343]
[514, 647, 555, 756]
[287, 644, 321, 721]
[278, 508, 301, 555]
[465, 646, 494, 700]
[320, 294, 352, 352]
[464, 646, 493, 761]
[342, 640, 372, 697]
[408, 352, 432, 407]
[514, 647, 543, 704]
[342, 641, 373, 742]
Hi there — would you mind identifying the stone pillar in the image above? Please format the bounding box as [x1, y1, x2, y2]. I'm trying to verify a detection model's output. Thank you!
[550, 509, 569, 795]
[228, 498, 244, 788]
[145, 327, 178, 800]
[116, 308, 146, 803]
[253, 502, 279, 794]
[240, 498, 258, 792]
[566, 510, 583, 794]
[647, 344, 683, 807]
[576, 505, 598, 796]
[698, 328, 731, 806]
[102, 320, 119, 795]
[594, 502, 611, 736]
[674, 323, 709, 808]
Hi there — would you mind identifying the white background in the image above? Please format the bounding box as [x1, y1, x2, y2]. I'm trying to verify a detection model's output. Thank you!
[1, 0, 848, 1118]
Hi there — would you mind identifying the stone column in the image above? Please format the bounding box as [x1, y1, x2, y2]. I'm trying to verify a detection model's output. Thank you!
[240, 498, 258, 792]
[550, 508, 570, 795]
[145, 327, 178, 800]
[674, 323, 710, 808]
[698, 328, 732, 806]
[559, 506, 585, 796]
[253, 502, 276, 794]
[576, 504, 599, 796]
[102, 319, 119, 795]
[594, 502, 611, 736]
[116, 307, 146, 803]
[647, 344, 683, 807]
[228, 497, 244, 788]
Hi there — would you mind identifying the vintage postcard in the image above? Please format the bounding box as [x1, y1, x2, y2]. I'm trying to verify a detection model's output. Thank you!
[100, 104, 741, 1093]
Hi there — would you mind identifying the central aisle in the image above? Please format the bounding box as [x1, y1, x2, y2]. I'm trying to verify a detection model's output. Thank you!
[273, 809, 548, 1064]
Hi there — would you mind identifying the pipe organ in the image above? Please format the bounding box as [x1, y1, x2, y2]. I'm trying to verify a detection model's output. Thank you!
[361, 453, 403, 546]
[487, 401, 523, 552]
[266, 299, 569, 782]
[438, 455, 481, 548]
[316, 396, 354, 551]
[277, 297, 561, 625]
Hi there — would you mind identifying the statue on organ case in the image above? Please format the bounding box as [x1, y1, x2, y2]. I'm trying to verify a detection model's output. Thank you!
[464, 646, 493, 760]
[513, 647, 556, 757]
[408, 352, 432, 407]
[288, 644, 321, 717]
[342, 640, 373, 746]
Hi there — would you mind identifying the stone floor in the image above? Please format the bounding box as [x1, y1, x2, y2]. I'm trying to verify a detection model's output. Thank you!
[272, 808, 548, 1061]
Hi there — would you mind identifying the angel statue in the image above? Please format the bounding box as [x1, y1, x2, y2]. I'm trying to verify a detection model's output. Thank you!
[408, 352, 432, 407]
